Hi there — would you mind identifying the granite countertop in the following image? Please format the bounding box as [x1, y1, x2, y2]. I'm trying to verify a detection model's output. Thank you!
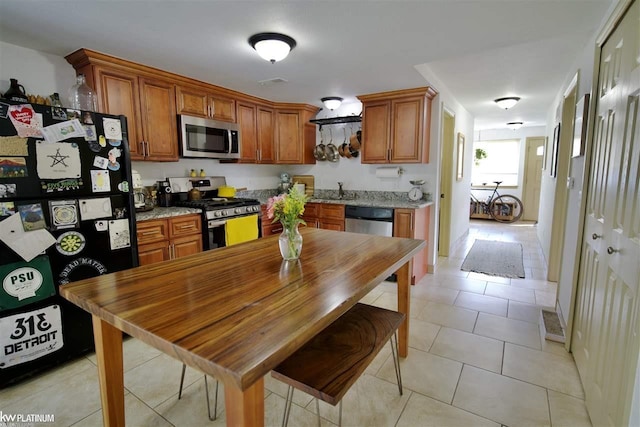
[242, 189, 433, 210]
[135, 206, 202, 222]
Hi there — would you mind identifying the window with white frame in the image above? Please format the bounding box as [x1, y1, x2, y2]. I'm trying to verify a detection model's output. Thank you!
[471, 139, 520, 186]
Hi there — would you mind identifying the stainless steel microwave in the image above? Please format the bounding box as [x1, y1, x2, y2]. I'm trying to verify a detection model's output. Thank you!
[179, 115, 240, 159]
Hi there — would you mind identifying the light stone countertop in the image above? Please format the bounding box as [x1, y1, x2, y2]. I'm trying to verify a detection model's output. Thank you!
[135, 206, 202, 222]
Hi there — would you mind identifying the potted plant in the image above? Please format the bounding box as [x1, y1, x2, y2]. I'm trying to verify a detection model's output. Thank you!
[475, 148, 487, 165]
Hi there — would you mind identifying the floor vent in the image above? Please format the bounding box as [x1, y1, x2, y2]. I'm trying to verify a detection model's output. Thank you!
[540, 309, 565, 343]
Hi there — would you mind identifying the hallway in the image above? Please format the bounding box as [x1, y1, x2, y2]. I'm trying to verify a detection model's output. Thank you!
[0, 220, 592, 426]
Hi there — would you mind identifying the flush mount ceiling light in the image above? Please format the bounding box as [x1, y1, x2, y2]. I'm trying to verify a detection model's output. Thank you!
[321, 97, 343, 110]
[507, 121, 524, 130]
[494, 97, 521, 110]
[248, 32, 296, 64]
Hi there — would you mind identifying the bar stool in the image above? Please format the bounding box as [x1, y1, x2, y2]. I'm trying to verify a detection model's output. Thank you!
[271, 303, 405, 427]
[178, 364, 219, 420]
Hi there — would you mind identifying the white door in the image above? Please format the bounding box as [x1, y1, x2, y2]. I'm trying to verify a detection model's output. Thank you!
[522, 137, 545, 221]
[572, 1, 640, 425]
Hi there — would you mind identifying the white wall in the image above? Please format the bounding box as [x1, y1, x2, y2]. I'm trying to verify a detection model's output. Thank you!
[0, 41, 76, 100]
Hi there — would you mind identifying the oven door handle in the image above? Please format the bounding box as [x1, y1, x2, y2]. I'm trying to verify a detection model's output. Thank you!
[208, 220, 227, 228]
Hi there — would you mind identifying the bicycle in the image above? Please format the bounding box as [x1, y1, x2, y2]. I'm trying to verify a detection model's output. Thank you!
[469, 181, 524, 223]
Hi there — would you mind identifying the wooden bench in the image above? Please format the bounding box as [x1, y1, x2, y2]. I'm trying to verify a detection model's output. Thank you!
[271, 303, 405, 426]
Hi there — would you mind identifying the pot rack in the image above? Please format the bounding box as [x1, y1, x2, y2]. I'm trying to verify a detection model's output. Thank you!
[309, 113, 362, 130]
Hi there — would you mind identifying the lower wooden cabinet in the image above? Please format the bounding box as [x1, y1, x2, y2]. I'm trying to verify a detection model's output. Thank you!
[262, 202, 345, 236]
[137, 214, 202, 265]
[393, 206, 430, 284]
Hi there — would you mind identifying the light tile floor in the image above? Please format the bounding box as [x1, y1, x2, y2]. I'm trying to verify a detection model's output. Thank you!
[0, 220, 593, 426]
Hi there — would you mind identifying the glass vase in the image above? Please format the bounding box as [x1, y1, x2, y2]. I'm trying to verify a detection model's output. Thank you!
[279, 225, 303, 260]
[68, 74, 98, 112]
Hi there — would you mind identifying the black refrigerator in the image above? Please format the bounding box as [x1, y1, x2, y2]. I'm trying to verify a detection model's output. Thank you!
[0, 100, 138, 386]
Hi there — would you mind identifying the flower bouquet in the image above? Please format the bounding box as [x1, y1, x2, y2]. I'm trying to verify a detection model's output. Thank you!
[266, 186, 308, 260]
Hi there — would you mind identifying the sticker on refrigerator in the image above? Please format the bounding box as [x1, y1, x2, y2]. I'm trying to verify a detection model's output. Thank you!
[107, 147, 121, 171]
[40, 119, 86, 143]
[93, 155, 109, 169]
[18, 203, 46, 231]
[108, 139, 121, 147]
[83, 125, 97, 142]
[0, 256, 55, 310]
[117, 181, 129, 192]
[48, 199, 79, 230]
[51, 106, 67, 120]
[0, 183, 17, 198]
[98, 135, 107, 148]
[66, 109, 81, 121]
[0, 101, 9, 119]
[0, 157, 28, 178]
[55, 231, 86, 256]
[41, 178, 83, 193]
[90, 170, 111, 192]
[36, 142, 81, 179]
[0, 213, 56, 262]
[0, 305, 63, 368]
[78, 197, 112, 220]
[8, 104, 43, 138]
[0, 136, 28, 156]
[82, 111, 93, 125]
[108, 219, 130, 250]
[0, 202, 15, 217]
[59, 258, 107, 285]
[102, 118, 122, 140]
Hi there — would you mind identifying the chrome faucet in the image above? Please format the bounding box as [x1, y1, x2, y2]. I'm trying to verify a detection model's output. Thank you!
[338, 182, 344, 199]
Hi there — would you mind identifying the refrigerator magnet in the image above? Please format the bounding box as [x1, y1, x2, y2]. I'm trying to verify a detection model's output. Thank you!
[40, 119, 86, 144]
[18, 203, 46, 231]
[78, 197, 112, 220]
[108, 219, 130, 249]
[0, 213, 56, 262]
[0, 202, 16, 217]
[82, 111, 93, 125]
[40, 178, 83, 193]
[36, 142, 82, 179]
[93, 155, 109, 169]
[94, 220, 108, 232]
[98, 135, 107, 148]
[117, 181, 129, 192]
[55, 231, 86, 256]
[0, 157, 28, 177]
[90, 170, 111, 192]
[48, 199, 79, 230]
[83, 125, 97, 142]
[0, 136, 28, 156]
[107, 147, 121, 171]
[0, 101, 9, 119]
[102, 118, 122, 140]
[59, 257, 106, 285]
[114, 207, 127, 219]
[108, 139, 121, 147]
[66, 109, 81, 121]
[0, 256, 56, 310]
[0, 183, 17, 199]
[51, 106, 67, 120]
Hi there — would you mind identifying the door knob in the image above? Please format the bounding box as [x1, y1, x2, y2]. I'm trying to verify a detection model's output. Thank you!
[607, 246, 619, 254]
[592, 233, 602, 240]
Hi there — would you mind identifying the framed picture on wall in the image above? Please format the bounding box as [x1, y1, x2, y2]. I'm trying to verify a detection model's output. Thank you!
[456, 132, 465, 181]
[572, 94, 590, 158]
[551, 123, 561, 177]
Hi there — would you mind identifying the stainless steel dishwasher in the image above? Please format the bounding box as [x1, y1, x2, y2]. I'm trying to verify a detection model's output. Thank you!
[345, 205, 396, 281]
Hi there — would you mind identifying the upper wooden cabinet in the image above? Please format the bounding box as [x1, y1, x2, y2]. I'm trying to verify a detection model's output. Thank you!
[357, 87, 437, 164]
[236, 101, 275, 164]
[275, 105, 318, 164]
[176, 85, 236, 123]
[67, 49, 178, 161]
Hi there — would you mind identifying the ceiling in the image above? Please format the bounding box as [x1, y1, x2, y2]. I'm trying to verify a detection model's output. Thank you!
[0, 0, 613, 131]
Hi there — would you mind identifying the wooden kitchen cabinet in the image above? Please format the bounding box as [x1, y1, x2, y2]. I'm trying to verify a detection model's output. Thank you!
[66, 49, 179, 161]
[393, 206, 430, 284]
[357, 87, 437, 164]
[236, 102, 275, 164]
[176, 85, 236, 122]
[136, 214, 202, 265]
[274, 105, 318, 164]
[303, 203, 345, 231]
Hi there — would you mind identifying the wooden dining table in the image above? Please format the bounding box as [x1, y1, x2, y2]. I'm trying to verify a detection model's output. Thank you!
[60, 227, 425, 426]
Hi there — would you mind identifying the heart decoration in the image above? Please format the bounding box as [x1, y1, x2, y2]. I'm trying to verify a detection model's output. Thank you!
[10, 107, 34, 124]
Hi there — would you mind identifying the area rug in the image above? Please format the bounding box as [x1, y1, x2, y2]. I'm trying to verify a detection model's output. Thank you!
[461, 239, 525, 278]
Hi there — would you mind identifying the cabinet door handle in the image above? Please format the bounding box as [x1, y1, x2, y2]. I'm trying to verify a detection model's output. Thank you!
[142, 231, 160, 236]
[169, 243, 175, 259]
[257, 149, 261, 161]
[179, 224, 194, 229]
